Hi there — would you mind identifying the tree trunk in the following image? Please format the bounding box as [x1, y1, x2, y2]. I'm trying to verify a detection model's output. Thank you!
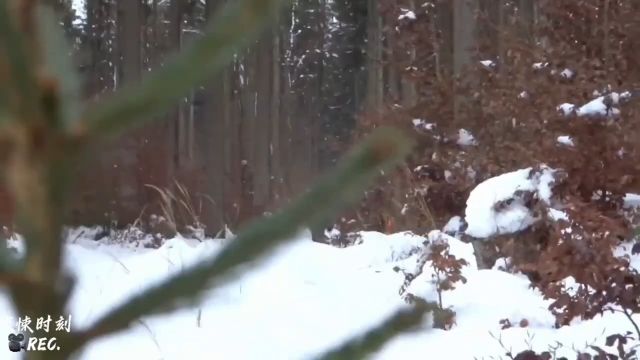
[114, 0, 143, 221]
[453, 0, 477, 125]
[400, 0, 417, 107]
[269, 11, 284, 209]
[252, 33, 274, 216]
[200, 0, 227, 233]
[366, 0, 384, 111]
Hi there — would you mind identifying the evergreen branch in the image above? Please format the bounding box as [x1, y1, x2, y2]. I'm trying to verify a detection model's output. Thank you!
[314, 301, 435, 360]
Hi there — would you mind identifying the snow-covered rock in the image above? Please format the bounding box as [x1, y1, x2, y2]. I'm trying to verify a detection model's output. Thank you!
[576, 93, 620, 118]
[558, 92, 633, 119]
[464, 166, 558, 238]
[324, 226, 342, 243]
[577, 92, 632, 118]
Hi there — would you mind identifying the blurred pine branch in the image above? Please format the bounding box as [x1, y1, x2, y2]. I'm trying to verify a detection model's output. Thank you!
[315, 301, 435, 360]
[62, 127, 412, 354]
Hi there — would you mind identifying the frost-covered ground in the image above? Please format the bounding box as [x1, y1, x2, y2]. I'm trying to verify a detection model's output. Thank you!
[2, 226, 640, 359]
[3, 166, 640, 359]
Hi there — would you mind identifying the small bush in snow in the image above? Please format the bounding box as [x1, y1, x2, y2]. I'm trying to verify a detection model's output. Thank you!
[397, 231, 467, 330]
[145, 180, 208, 242]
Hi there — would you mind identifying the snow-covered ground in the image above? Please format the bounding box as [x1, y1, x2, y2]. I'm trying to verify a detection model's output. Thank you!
[2, 227, 640, 359]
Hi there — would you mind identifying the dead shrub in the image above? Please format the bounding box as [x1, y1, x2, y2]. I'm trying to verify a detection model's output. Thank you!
[145, 180, 208, 241]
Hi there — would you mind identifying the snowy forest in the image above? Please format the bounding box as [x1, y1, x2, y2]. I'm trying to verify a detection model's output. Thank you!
[46, 0, 374, 232]
[3, 0, 640, 359]
[26, 0, 534, 235]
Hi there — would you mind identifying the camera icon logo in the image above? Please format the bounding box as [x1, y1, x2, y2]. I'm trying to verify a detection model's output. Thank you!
[8, 333, 25, 352]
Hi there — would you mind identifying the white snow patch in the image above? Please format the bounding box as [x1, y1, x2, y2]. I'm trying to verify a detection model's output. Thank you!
[443, 216, 464, 235]
[324, 226, 341, 242]
[480, 60, 496, 69]
[560, 68, 575, 79]
[576, 93, 619, 118]
[398, 9, 417, 20]
[71, 0, 87, 27]
[559, 92, 632, 119]
[532, 62, 549, 70]
[556, 135, 574, 146]
[624, 193, 640, 209]
[561, 276, 596, 298]
[557, 103, 576, 116]
[457, 129, 477, 146]
[1, 229, 638, 359]
[548, 208, 569, 222]
[464, 166, 557, 238]
[618, 147, 626, 159]
[412, 118, 435, 131]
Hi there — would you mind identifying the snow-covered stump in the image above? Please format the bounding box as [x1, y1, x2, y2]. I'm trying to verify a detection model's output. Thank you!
[469, 239, 499, 270]
[461, 166, 564, 270]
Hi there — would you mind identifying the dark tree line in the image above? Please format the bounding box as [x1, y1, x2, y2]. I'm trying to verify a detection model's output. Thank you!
[42, 0, 374, 235]
[10, 1, 506, 236]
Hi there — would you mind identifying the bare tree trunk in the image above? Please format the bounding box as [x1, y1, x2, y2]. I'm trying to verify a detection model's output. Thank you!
[237, 47, 258, 225]
[168, 0, 184, 172]
[269, 12, 284, 209]
[453, 0, 477, 124]
[453, 0, 492, 268]
[114, 0, 143, 221]
[436, 0, 454, 78]
[254, 33, 273, 216]
[366, 0, 384, 111]
[453, 0, 477, 77]
[519, 0, 535, 42]
[72, 0, 118, 225]
[400, 0, 417, 107]
[279, 5, 294, 206]
[199, 0, 227, 233]
[386, 17, 400, 103]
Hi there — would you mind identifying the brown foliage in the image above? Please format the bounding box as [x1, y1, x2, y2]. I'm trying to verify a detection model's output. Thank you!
[354, 0, 640, 327]
[398, 231, 467, 330]
[511, 331, 638, 359]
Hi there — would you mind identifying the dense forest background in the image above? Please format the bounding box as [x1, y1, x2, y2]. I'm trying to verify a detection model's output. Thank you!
[44, 0, 378, 234]
[25, 0, 405, 234]
[19, 0, 637, 243]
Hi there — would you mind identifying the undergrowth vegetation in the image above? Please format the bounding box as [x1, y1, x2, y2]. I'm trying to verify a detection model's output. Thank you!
[335, 1, 640, 358]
